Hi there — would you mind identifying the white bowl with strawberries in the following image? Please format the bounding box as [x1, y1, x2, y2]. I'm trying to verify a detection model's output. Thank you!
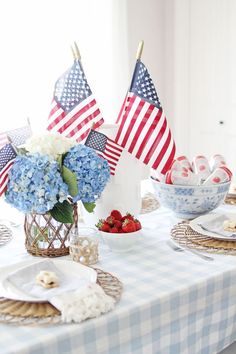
[96, 210, 142, 252]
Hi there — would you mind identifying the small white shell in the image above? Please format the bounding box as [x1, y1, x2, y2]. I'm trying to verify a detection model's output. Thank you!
[35, 270, 59, 289]
[223, 219, 236, 231]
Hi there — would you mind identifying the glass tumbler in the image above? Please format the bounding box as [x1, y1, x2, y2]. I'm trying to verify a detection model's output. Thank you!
[69, 227, 99, 266]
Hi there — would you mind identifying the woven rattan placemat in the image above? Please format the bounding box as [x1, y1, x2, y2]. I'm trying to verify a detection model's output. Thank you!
[0, 268, 122, 325]
[0, 224, 12, 246]
[224, 193, 236, 206]
[171, 222, 236, 255]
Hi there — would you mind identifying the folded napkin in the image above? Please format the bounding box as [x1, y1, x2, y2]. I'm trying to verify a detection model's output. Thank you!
[5, 260, 115, 322]
[51, 283, 115, 323]
[199, 215, 236, 238]
[5, 260, 91, 300]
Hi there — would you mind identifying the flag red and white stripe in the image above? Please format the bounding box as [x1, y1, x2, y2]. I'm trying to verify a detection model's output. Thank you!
[0, 144, 17, 197]
[115, 60, 176, 174]
[116, 93, 130, 124]
[47, 95, 104, 143]
[47, 60, 104, 143]
[0, 159, 15, 196]
[115, 93, 175, 174]
[99, 137, 123, 175]
[85, 129, 123, 175]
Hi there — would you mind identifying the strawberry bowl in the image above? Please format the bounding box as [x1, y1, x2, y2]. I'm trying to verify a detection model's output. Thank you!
[96, 210, 142, 252]
[100, 229, 142, 253]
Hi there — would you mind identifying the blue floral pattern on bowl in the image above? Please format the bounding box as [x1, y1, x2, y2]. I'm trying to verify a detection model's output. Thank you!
[151, 178, 231, 219]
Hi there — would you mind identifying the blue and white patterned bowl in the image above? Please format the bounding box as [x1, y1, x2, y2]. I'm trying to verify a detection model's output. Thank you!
[151, 178, 230, 219]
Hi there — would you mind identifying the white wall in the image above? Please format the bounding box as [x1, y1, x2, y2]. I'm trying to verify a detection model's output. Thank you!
[168, 0, 236, 175]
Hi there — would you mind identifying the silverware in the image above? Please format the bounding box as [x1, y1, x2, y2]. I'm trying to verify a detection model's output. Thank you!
[166, 240, 214, 261]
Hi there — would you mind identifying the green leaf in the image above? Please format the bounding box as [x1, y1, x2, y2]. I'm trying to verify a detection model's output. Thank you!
[15, 147, 28, 156]
[62, 166, 78, 197]
[82, 202, 96, 213]
[56, 155, 63, 169]
[50, 200, 74, 223]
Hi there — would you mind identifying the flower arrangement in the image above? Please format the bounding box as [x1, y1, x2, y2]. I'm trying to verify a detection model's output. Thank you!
[5, 133, 110, 223]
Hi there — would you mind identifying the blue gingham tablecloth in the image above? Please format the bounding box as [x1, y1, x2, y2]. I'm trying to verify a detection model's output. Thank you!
[0, 202, 236, 354]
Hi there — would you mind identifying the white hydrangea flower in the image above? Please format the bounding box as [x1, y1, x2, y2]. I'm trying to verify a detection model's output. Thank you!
[25, 133, 77, 158]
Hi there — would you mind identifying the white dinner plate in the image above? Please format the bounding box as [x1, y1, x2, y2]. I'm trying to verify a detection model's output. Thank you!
[0, 259, 97, 302]
[189, 213, 236, 241]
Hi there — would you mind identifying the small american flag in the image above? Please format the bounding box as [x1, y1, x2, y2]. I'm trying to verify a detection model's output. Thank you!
[47, 60, 104, 143]
[7, 124, 32, 146]
[0, 133, 9, 149]
[0, 124, 32, 149]
[0, 144, 17, 197]
[85, 130, 123, 175]
[115, 60, 176, 174]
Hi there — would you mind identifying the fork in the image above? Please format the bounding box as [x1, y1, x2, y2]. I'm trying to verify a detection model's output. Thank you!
[166, 240, 214, 261]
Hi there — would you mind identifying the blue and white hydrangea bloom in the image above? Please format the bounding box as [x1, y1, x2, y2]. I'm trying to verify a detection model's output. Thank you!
[5, 154, 69, 214]
[63, 145, 110, 203]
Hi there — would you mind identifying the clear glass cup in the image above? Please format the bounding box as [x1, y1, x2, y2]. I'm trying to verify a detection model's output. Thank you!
[69, 227, 99, 266]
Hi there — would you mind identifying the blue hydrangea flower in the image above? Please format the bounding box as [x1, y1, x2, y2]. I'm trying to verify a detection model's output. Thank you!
[63, 144, 110, 203]
[5, 154, 69, 214]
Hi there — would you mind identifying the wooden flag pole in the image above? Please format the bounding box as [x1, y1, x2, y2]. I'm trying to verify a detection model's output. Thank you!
[129, 40, 144, 90]
[71, 45, 76, 60]
[136, 40, 144, 60]
[74, 41, 81, 60]
[71, 41, 81, 61]
[116, 40, 144, 122]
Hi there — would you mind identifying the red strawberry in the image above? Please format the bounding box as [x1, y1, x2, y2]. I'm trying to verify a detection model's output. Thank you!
[110, 210, 122, 221]
[121, 213, 134, 222]
[114, 220, 122, 229]
[110, 227, 119, 233]
[106, 215, 116, 226]
[122, 218, 136, 233]
[126, 213, 134, 220]
[95, 219, 110, 232]
[134, 219, 142, 231]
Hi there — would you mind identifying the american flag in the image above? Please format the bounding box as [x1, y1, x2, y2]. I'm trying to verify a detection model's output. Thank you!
[85, 130, 123, 175]
[115, 61, 176, 174]
[0, 124, 32, 149]
[47, 60, 104, 143]
[0, 133, 9, 149]
[0, 144, 17, 197]
[7, 124, 32, 146]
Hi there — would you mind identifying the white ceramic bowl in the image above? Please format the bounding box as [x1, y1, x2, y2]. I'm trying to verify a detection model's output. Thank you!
[151, 177, 231, 219]
[100, 230, 142, 252]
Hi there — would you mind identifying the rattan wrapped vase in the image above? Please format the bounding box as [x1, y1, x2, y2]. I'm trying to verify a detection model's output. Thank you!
[24, 204, 78, 257]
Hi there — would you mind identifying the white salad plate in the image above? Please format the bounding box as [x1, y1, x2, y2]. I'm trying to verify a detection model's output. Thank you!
[190, 213, 236, 241]
[0, 259, 97, 302]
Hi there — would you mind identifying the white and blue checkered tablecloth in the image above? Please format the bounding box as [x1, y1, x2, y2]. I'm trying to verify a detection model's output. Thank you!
[0, 202, 236, 354]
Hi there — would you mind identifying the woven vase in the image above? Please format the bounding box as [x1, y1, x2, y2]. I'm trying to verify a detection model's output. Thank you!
[24, 204, 78, 257]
